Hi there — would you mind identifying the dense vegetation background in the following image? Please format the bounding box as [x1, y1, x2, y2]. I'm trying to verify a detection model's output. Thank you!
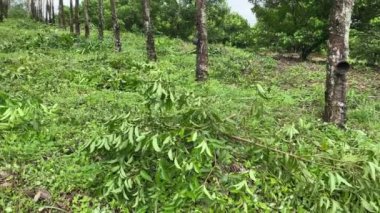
[0, 0, 379, 212]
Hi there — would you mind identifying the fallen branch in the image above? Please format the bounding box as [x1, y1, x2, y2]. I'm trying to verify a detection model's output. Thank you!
[228, 135, 362, 169]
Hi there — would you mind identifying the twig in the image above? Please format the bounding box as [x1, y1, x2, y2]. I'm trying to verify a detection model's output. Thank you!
[203, 153, 217, 186]
[230, 135, 314, 163]
[228, 135, 362, 169]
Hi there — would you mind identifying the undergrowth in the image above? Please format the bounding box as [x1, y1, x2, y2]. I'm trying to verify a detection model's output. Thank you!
[0, 19, 379, 212]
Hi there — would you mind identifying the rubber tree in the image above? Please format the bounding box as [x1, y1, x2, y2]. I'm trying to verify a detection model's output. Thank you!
[4, 0, 9, 18]
[195, 0, 208, 81]
[0, 0, 3, 22]
[69, 0, 74, 33]
[59, 0, 66, 28]
[45, 0, 49, 23]
[142, 0, 157, 61]
[74, 0, 80, 35]
[110, 0, 122, 52]
[97, 0, 105, 40]
[324, 0, 355, 127]
[51, 0, 55, 24]
[84, 0, 90, 38]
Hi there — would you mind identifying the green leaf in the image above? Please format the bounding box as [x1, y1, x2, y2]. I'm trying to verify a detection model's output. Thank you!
[284, 123, 299, 139]
[256, 84, 268, 99]
[195, 140, 212, 157]
[191, 131, 198, 142]
[152, 135, 161, 152]
[249, 170, 256, 181]
[336, 173, 352, 187]
[140, 170, 153, 182]
[174, 158, 182, 170]
[202, 185, 215, 200]
[128, 127, 134, 144]
[168, 149, 174, 161]
[368, 162, 378, 181]
[328, 172, 336, 194]
[361, 198, 378, 212]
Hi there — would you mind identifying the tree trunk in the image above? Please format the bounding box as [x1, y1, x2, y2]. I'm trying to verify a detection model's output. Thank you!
[84, 0, 90, 38]
[195, 0, 208, 81]
[38, 0, 43, 22]
[0, 0, 3, 22]
[110, 0, 121, 52]
[30, 0, 36, 20]
[74, 0, 80, 36]
[324, 0, 354, 127]
[51, 0, 55, 24]
[69, 0, 74, 33]
[48, 0, 52, 23]
[5, 0, 9, 18]
[59, 0, 66, 28]
[45, 0, 49, 24]
[142, 0, 157, 61]
[97, 0, 104, 40]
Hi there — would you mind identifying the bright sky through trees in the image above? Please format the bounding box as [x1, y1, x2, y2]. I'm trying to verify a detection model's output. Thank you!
[60, 0, 257, 25]
[227, 0, 256, 25]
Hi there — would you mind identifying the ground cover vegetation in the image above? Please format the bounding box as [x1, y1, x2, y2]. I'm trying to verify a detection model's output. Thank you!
[0, 0, 379, 212]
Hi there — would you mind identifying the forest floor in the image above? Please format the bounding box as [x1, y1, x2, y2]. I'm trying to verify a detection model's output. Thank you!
[0, 19, 379, 212]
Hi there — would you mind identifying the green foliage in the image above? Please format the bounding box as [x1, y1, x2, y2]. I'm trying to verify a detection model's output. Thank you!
[250, 0, 380, 62]
[85, 0, 252, 46]
[0, 19, 379, 212]
[350, 17, 380, 66]
[85, 79, 233, 210]
[250, 0, 330, 59]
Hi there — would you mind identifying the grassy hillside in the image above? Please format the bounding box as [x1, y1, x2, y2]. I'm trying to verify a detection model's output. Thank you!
[0, 19, 379, 212]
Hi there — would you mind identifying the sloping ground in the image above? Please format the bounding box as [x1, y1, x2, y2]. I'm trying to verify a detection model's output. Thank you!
[0, 19, 379, 212]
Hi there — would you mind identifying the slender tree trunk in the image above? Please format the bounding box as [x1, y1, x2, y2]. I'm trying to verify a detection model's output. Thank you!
[0, 0, 3, 22]
[69, 0, 74, 33]
[74, 0, 80, 36]
[38, 0, 43, 22]
[48, 0, 52, 23]
[110, 0, 121, 52]
[1, 0, 8, 20]
[84, 0, 90, 38]
[59, 0, 66, 28]
[195, 0, 208, 81]
[324, 0, 354, 127]
[5, 0, 8, 18]
[51, 0, 55, 24]
[45, 0, 49, 24]
[1, 0, 6, 19]
[3, 0, 9, 18]
[142, 0, 157, 61]
[30, 0, 36, 20]
[97, 0, 105, 40]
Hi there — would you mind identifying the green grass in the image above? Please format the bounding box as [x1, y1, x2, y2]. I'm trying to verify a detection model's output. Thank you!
[0, 19, 379, 212]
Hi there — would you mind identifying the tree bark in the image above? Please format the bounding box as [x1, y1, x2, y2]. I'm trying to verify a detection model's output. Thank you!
[142, 0, 157, 61]
[97, 0, 105, 40]
[2, 0, 6, 19]
[48, 0, 52, 23]
[110, 0, 122, 52]
[195, 0, 208, 81]
[0, 0, 3, 22]
[59, 0, 66, 28]
[74, 0, 80, 36]
[84, 0, 90, 38]
[69, 0, 74, 33]
[51, 0, 55, 24]
[30, 0, 36, 20]
[324, 0, 354, 127]
[38, 0, 43, 22]
[5, 0, 9, 18]
[45, 0, 49, 24]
